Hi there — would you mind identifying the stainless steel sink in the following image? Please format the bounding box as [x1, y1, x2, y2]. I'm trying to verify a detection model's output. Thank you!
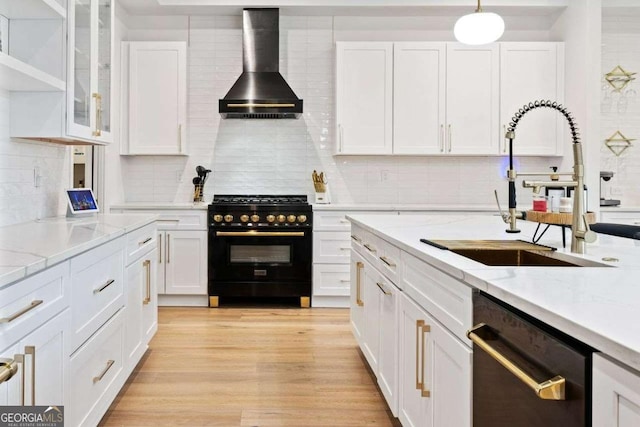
[419, 239, 611, 267]
[450, 248, 610, 267]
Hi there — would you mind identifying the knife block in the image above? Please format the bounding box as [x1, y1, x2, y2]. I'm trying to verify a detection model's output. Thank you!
[315, 185, 331, 204]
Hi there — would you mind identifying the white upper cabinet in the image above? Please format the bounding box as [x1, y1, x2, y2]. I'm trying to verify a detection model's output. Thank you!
[445, 43, 500, 155]
[335, 42, 393, 155]
[500, 42, 565, 156]
[121, 41, 187, 155]
[393, 43, 446, 155]
[10, 0, 114, 145]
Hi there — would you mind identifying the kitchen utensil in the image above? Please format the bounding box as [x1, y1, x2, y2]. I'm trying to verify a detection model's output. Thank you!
[192, 177, 201, 185]
[196, 165, 206, 177]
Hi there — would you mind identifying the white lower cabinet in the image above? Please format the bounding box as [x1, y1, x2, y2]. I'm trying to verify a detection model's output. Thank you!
[377, 274, 399, 416]
[70, 309, 125, 427]
[159, 230, 207, 295]
[361, 261, 381, 373]
[399, 293, 472, 427]
[593, 353, 640, 427]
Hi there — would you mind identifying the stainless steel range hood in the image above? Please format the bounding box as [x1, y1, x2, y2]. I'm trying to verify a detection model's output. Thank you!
[219, 8, 303, 119]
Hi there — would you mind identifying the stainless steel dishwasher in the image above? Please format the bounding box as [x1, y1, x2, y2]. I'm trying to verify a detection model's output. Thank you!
[468, 290, 593, 426]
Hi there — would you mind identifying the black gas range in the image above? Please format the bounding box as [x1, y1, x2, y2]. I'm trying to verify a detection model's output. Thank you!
[207, 195, 313, 307]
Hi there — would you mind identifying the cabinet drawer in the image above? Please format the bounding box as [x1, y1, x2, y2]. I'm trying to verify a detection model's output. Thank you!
[314, 210, 395, 231]
[401, 251, 472, 344]
[377, 238, 401, 285]
[0, 262, 69, 350]
[125, 222, 158, 265]
[313, 231, 351, 264]
[69, 309, 124, 427]
[313, 264, 351, 297]
[155, 211, 207, 230]
[70, 239, 125, 351]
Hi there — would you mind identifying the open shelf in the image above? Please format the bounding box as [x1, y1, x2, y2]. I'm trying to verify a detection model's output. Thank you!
[0, 0, 66, 19]
[0, 52, 65, 91]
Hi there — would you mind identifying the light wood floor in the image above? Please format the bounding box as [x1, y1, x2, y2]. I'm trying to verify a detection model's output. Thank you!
[99, 306, 399, 426]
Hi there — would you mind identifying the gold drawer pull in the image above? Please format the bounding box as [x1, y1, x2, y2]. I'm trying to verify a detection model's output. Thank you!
[0, 358, 19, 385]
[355, 262, 364, 307]
[380, 256, 396, 267]
[420, 324, 431, 398]
[0, 300, 43, 323]
[143, 260, 151, 305]
[93, 360, 115, 384]
[139, 237, 152, 245]
[25, 346, 35, 404]
[363, 243, 376, 253]
[415, 320, 424, 390]
[339, 247, 351, 251]
[375, 282, 392, 296]
[93, 279, 115, 294]
[467, 323, 566, 400]
[350, 235, 362, 243]
[340, 279, 350, 283]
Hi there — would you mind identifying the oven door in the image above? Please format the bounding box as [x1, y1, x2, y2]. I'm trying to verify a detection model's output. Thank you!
[209, 228, 311, 285]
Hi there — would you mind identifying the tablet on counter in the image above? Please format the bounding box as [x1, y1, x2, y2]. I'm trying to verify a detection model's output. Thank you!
[66, 188, 100, 215]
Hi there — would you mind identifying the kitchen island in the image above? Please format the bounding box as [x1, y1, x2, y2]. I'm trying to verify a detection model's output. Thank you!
[347, 213, 640, 426]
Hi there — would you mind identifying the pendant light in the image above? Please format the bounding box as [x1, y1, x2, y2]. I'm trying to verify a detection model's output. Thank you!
[454, 0, 505, 45]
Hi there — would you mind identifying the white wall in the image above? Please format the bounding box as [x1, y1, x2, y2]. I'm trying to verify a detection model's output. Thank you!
[111, 14, 560, 208]
[0, 90, 70, 227]
[601, 14, 640, 206]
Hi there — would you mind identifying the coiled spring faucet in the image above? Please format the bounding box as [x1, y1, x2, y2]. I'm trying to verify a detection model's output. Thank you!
[499, 100, 596, 254]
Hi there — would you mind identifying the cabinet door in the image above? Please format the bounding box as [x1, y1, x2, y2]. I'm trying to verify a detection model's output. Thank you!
[593, 353, 640, 427]
[164, 230, 207, 295]
[377, 277, 399, 416]
[393, 42, 446, 155]
[19, 309, 69, 406]
[349, 251, 366, 346]
[67, 0, 113, 143]
[124, 249, 158, 373]
[399, 293, 432, 427]
[500, 43, 564, 156]
[126, 41, 187, 154]
[445, 43, 499, 155]
[336, 42, 393, 154]
[361, 262, 380, 374]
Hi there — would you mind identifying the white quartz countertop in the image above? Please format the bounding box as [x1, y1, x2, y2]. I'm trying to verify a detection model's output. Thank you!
[110, 202, 208, 210]
[0, 214, 157, 289]
[312, 203, 497, 212]
[347, 213, 640, 372]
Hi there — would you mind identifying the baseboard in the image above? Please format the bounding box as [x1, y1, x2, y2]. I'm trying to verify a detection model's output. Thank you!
[311, 295, 349, 308]
[158, 294, 209, 307]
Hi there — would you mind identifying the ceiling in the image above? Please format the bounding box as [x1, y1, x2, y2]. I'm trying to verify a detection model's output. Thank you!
[116, 0, 569, 17]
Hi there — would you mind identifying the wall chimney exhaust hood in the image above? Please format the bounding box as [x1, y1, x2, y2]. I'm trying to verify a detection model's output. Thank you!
[219, 8, 303, 119]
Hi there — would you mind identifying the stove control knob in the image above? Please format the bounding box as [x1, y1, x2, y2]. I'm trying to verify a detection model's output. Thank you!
[251, 214, 260, 222]
[297, 215, 307, 223]
[287, 215, 296, 223]
[277, 215, 286, 223]
[266, 215, 276, 223]
[240, 214, 249, 223]
[213, 214, 223, 223]
[224, 214, 234, 222]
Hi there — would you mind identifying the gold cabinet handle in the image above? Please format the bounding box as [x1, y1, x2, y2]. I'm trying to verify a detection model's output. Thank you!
[415, 320, 424, 390]
[467, 323, 566, 400]
[420, 324, 431, 398]
[93, 279, 115, 294]
[158, 233, 162, 263]
[340, 279, 350, 283]
[339, 247, 351, 251]
[25, 346, 35, 405]
[93, 360, 115, 384]
[143, 260, 151, 305]
[14, 354, 25, 405]
[178, 124, 183, 151]
[355, 261, 364, 307]
[0, 358, 19, 385]
[339, 219, 350, 224]
[92, 93, 102, 137]
[375, 282, 392, 296]
[440, 124, 444, 152]
[363, 243, 376, 253]
[338, 124, 344, 152]
[139, 237, 152, 246]
[502, 124, 507, 153]
[447, 124, 452, 152]
[1, 300, 43, 323]
[379, 256, 396, 268]
[167, 234, 171, 264]
[350, 235, 362, 243]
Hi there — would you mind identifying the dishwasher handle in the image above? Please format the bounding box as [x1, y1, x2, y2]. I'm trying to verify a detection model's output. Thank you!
[467, 323, 566, 401]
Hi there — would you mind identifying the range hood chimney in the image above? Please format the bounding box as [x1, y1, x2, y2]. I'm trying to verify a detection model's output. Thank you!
[218, 8, 303, 119]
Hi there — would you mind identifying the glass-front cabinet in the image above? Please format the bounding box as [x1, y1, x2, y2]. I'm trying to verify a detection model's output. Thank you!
[68, 0, 112, 143]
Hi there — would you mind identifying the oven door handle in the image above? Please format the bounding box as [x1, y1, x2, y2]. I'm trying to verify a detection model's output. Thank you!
[467, 323, 566, 401]
[215, 231, 306, 237]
